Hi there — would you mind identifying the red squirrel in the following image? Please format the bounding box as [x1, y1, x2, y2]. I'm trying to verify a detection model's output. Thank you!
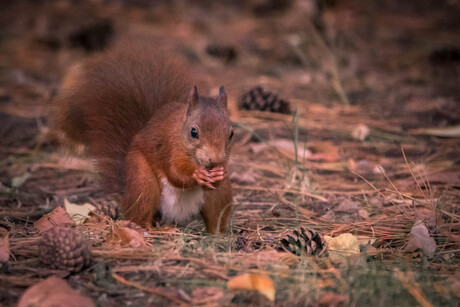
[54, 48, 234, 234]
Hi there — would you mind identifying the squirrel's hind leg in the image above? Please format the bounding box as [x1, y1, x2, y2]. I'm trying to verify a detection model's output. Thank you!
[122, 149, 160, 228]
[200, 179, 233, 234]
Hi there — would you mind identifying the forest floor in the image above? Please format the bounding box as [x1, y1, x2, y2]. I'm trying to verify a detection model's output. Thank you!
[1, 1, 459, 306]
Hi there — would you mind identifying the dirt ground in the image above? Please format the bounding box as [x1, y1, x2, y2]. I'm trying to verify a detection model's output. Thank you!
[1, 1, 459, 306]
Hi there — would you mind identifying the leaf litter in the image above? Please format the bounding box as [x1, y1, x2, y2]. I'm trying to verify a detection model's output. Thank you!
[0, 1, 459, 306]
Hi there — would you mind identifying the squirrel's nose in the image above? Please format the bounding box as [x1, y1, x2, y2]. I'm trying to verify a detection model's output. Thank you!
[206, 156, 225, 169]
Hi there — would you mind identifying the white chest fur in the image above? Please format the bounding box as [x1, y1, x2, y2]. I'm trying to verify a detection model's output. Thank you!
[159, 178, 204, 224]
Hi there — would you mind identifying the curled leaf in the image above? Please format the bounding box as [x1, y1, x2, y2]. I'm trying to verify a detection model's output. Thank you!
[107, 225, 147, 248]
[228, 273, 275, 301]
[18, 276, 94, 307]
[34, 206, 75, 233]
[64, 198, 96, 225]
[324, 233, 360, 263]
[405, 220, 437, 257]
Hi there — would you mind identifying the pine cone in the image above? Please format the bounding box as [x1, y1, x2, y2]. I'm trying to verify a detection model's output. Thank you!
[279, 227, 326, 256]
[39, 227, 91, 272]
[239, 86, 291, 114]
[94, 199, 119, 220]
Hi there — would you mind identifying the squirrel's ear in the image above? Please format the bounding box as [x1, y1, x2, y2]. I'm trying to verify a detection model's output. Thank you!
[187, 85, 199, 114]
[218, 85, 227, 108]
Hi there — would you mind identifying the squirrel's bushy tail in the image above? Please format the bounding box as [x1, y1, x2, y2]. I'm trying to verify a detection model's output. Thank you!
[54, 48, 191, 191]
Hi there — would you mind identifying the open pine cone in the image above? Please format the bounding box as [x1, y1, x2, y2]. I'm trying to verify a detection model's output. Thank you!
[39, 227, 91, 272]
[279, 227, 327, 256]
[94, 198, 119, 220]
[239, 86, 291, 114]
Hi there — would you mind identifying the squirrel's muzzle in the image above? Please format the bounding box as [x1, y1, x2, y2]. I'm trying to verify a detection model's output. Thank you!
[196, 146, 225, 169]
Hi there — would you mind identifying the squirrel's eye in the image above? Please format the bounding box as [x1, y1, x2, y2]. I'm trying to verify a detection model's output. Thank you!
[191, 127, 199, 139]
[229, 130, 234, 140]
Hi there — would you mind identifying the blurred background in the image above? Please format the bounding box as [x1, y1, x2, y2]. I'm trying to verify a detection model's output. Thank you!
[1, 2, 460, 306]
[1, 0, 459, 125]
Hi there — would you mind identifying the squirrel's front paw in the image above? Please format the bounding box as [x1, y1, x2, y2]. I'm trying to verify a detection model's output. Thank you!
[192, 166, 226, 189]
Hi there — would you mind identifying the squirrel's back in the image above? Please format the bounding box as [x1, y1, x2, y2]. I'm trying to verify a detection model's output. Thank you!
[54, 48, 192, 190]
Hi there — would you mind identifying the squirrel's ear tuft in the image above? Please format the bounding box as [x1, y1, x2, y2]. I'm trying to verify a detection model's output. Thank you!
[187, 85, 199, 114]
[218, 85, 227, 108]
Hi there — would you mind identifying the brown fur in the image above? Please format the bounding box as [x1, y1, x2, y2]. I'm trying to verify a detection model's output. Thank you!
[54, 48, 233, 233]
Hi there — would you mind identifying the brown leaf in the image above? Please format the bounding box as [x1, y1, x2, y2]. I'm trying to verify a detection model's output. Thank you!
[358, 209, 370, 220]
[307, 142, 341, 162]
[18, 276, 94, 307]
[228, 273, 275, 301]
[34, 206, 75, 233]
[332, 199, 361, 223]
[107, 225, 147, 248]
[405, 220, 437, 257]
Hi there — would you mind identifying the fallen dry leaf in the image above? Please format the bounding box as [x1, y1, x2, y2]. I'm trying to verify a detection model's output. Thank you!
[415, 207, 438, 233]
[250, 139, 312, 161]
[34, 206, 75, 233]
[324, 233, 360, 263]
[64, 198, 96, 225]
[107, 225, 147, 248]
[18, 276, 94, 307]
[270, 139, 312, 161]
[348, 159, 373, 174]
[358, 209, 370, 220]
[348, 159, 385, 176]
[0, 232, 9, 263]
[11, 171, 32, 188]
[307, 142, 341, 162]
[228, 273, 275, 301]
[327, 198, 362, 223]
[405, 220, 437, 257]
